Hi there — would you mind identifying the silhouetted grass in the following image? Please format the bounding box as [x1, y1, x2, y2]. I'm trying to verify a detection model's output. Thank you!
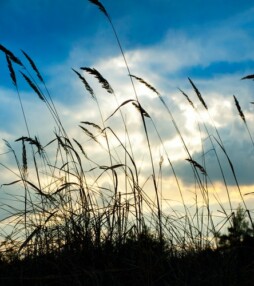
[0, 1, 254, 285]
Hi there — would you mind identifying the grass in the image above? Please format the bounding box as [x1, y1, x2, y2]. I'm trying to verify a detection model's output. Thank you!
[0, 1, 254, 285]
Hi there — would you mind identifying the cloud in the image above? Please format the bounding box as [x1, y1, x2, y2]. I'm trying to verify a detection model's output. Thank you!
[1, 3, 254, 221]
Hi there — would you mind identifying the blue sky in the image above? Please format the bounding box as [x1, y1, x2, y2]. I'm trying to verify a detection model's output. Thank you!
[1, 0, 254, 72]
[1, 0, 254, 215]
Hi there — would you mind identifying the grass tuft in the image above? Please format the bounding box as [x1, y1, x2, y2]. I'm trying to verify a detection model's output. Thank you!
[0, 1, 254, 285]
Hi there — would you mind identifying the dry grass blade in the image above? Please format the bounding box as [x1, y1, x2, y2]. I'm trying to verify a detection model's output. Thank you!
[179, 88, 195, 109]
[213, 136, 248, 214]
[79, 125, 99, 143]
[186, 158, 207, 175]
[241, 74, 254, 80]
[16, 136, 43, 155]
[55, 134, 68, 151]
[130, 74, 159, 95]
[5, 54, 17, 86]
[105, 99, 135, 121]
[21, 50, 44, 82]
[22, 139, 27, 175]
[234, 96, 254, 147]
[19, 211, 56, 253]
[25, 180, 49, 197]
[73, 138, 88, 159]
[15, 136, 28, 142]
[80, 121, 102, 132]
[88, 0, 109, 18]
[1, 180, 21, 187]
[244, 192, 254, 196]
[72, 68, 95, 100]
[20, 71, 45, 101]
[18, 226, 41, 253]
[80, 67, 114, 94]
[0, 44, 23, 66]
[188, 78, 208, 110]
[100, 164, 125, 170]
[233, 95, 245, 123]
[54, 182, 80, 195]
[132, 102, 150, 118]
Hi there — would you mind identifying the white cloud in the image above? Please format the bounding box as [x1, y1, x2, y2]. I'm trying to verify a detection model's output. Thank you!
[1, 5, 254, 227]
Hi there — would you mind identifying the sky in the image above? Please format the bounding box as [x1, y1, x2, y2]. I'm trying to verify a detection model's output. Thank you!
[1, 0, 254, 222]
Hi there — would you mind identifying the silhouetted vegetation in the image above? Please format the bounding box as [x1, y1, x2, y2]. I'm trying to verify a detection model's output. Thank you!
[217, 205, 254, 248]
[0, 1, 254, 285]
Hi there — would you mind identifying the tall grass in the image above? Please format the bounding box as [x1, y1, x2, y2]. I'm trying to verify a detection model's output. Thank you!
[0, 1, 254, 285]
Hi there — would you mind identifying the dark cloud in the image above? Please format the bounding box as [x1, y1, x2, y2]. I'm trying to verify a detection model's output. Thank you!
[171, 131, 254, 187]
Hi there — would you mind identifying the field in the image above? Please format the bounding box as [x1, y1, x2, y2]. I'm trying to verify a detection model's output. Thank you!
[0, 1, 254, 285]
